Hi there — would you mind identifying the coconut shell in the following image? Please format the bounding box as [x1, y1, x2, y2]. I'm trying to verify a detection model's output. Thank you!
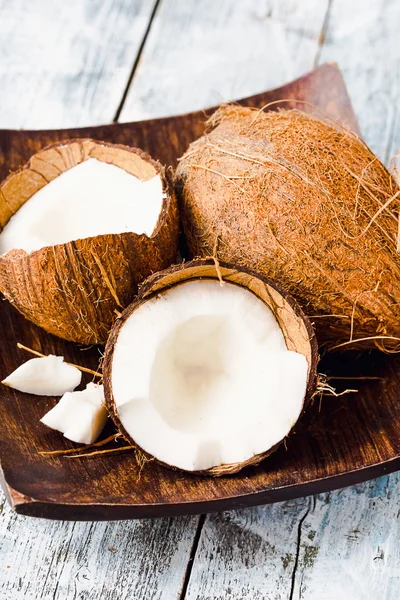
[175, 106, 400, 350]
[0, 139, 179, 344]
[103, 259, 318, 476]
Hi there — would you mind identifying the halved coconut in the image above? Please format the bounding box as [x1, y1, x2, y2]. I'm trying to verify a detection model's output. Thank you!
[103, 260, 318, 475]
[0, 139, 179, 344]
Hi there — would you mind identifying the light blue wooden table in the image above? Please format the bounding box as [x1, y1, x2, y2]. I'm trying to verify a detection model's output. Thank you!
[0, 1, 400, 598]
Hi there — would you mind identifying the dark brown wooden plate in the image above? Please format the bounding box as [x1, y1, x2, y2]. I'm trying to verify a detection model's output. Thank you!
[1, 63, 399, 521]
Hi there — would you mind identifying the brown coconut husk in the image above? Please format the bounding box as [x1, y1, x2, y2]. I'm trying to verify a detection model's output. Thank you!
[175, 106, 400, 351]
[103, 259, 318, 476]
[0, 139, 179, 344]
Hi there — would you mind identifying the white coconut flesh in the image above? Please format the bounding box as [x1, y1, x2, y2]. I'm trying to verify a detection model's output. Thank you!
[111, 280, 309, 472]
[0, 158, 164, 255]
[41, 382, 108, 445]
[2, 355, 82, 396]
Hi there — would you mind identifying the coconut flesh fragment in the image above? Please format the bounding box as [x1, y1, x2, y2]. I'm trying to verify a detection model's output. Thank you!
[109, 279, 309, 473]
[1, 355, 82, 396]
[40, 382, 108, 444]
[0, 158, 164, 255]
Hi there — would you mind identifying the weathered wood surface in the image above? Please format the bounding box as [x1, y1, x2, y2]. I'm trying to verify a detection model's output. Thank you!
[1, 0, 400, 598]
[185, 473, 400, 600]
[318, 0, 400, 160]
[0, 0, 158, 128]
[0, 493, 199, 600]
[120, 0, 330, 121]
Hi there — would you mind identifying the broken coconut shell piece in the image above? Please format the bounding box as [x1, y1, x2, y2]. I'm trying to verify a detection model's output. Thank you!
[103, 259, 318, 476]
[0, 139, 179, 344]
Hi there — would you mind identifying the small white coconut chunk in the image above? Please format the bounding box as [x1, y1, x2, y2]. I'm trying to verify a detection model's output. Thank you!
[0, 158, 165, 255]
[2, 355, 82, 396]
[111, 280, 309, 472]
[40, 382, 108, 444]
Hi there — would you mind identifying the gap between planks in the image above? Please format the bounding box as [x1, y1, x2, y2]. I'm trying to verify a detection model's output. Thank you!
[113, 0, 162, 122]
[289, 496, 314, 600]
[178, 514, 206, 600]
[313, 0, 333, 67]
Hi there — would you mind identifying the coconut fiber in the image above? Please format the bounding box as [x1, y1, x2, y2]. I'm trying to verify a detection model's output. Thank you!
[176, 106, 400, 350]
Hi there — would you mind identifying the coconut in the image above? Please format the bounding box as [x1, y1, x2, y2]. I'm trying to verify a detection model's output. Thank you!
[0, 139, 179, 344]
[103, 259, 317, 475]
[176, 106, 400, 350]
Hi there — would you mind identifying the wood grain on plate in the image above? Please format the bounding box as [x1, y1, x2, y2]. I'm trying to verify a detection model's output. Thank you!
[0, 63, 398, 520]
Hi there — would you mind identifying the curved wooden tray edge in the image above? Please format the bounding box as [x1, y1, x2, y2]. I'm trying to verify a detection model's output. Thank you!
[4, 455, 399, 521]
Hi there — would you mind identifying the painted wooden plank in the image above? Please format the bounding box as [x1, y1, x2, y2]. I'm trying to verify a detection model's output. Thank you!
[293, 473, 400, 600]
[0, 496, 199, 600]
[318, 0, 400, 162]
[0, 0, 158, 128]
[119, 0, 330, 122]
[185, 497, 311, 600]
[185, 473, 400, 600]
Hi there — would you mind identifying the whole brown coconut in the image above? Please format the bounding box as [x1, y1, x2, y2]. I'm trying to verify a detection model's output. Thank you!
[103, 259, 318, 476]
[0, 139, 179, 344]
[176, 106, 400, 350]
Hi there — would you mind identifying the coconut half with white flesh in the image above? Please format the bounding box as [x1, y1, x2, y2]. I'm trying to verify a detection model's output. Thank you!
[0, 139, 179, 344]
[103, 260, 318, 476]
